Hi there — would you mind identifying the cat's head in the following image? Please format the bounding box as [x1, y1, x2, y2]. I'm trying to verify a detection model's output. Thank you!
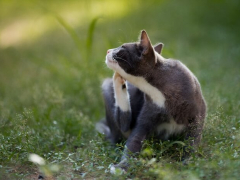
[105, 30, 163, 77]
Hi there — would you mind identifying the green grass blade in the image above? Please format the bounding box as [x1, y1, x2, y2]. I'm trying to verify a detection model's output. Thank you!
[86, 17, 100, 60]
[55, 15, 82, 54]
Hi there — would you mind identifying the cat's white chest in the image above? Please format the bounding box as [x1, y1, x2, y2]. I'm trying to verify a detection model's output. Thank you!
[129, 76, 165, 107]
[120, 70, 166, 108]
[156, 119, 185, 139]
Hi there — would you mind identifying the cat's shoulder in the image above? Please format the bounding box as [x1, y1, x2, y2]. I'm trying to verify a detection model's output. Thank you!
[161, 58, 194, 75]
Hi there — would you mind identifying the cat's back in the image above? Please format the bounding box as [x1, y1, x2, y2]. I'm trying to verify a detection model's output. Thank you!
[156, 58, 202, 97]
[153, 58, 206, 121]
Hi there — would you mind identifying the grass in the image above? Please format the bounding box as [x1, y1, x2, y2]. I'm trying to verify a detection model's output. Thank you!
[0, 0, 240, 179]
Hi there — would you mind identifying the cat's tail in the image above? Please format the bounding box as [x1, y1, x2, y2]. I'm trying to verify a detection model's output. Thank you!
[95, 118, 110, 137]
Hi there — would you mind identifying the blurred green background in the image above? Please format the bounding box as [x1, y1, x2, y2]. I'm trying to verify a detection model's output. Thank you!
[0, 0, 240, 179]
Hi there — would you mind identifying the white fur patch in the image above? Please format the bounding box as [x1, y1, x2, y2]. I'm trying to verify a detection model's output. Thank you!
[157, 119, 185, 139]
[123, 74, 165, 107]
[113, 81, 131, 112]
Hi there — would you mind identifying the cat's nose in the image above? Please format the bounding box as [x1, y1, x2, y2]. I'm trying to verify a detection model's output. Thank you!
[107, 49, 112, 54]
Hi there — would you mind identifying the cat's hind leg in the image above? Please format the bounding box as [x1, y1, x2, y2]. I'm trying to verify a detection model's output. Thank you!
[110, 102, 167, 173]
[95, 118, 110, 138]
[100, 78, 123, 144]
[182, 100, 206, 163]
[113, 72, 132, 133]
[181, 116, 205, 164]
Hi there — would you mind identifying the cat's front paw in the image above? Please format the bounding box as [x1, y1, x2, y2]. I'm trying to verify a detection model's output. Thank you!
[109, 164, 126, 175]
[113, 72, 126, 89]
[109, 159, 129, 175]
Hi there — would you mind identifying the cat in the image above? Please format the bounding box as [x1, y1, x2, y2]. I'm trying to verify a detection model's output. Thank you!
[96, 30, 206, 173]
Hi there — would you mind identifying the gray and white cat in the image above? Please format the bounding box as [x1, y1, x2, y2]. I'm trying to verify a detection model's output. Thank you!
[96, 30, 206, 173]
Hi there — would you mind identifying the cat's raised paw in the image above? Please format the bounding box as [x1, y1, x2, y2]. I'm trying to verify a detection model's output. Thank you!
[113, 72, 125, 86]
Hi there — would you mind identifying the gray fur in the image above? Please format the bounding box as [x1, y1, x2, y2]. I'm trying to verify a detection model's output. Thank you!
[97, 30, 206, 171]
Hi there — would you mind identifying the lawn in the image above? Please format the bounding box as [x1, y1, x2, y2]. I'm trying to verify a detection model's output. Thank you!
[0, 0, 240, 179]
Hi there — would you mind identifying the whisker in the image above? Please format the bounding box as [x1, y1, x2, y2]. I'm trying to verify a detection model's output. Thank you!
[113, 55, 133, 68]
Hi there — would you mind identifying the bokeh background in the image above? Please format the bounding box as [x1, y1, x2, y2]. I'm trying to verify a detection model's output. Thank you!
[0, 0, 240, 179]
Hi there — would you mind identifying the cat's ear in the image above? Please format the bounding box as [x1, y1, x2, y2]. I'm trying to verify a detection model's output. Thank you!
[154, 43, 164, 54]
[139, 30, 153, 55]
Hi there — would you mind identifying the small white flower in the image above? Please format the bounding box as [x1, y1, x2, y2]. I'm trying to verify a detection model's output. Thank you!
[28, 153, 46, 165]
[49, 164, 60, 172]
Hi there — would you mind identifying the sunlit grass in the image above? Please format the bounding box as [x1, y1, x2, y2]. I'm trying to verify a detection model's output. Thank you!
[0, 0, 136, 48]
